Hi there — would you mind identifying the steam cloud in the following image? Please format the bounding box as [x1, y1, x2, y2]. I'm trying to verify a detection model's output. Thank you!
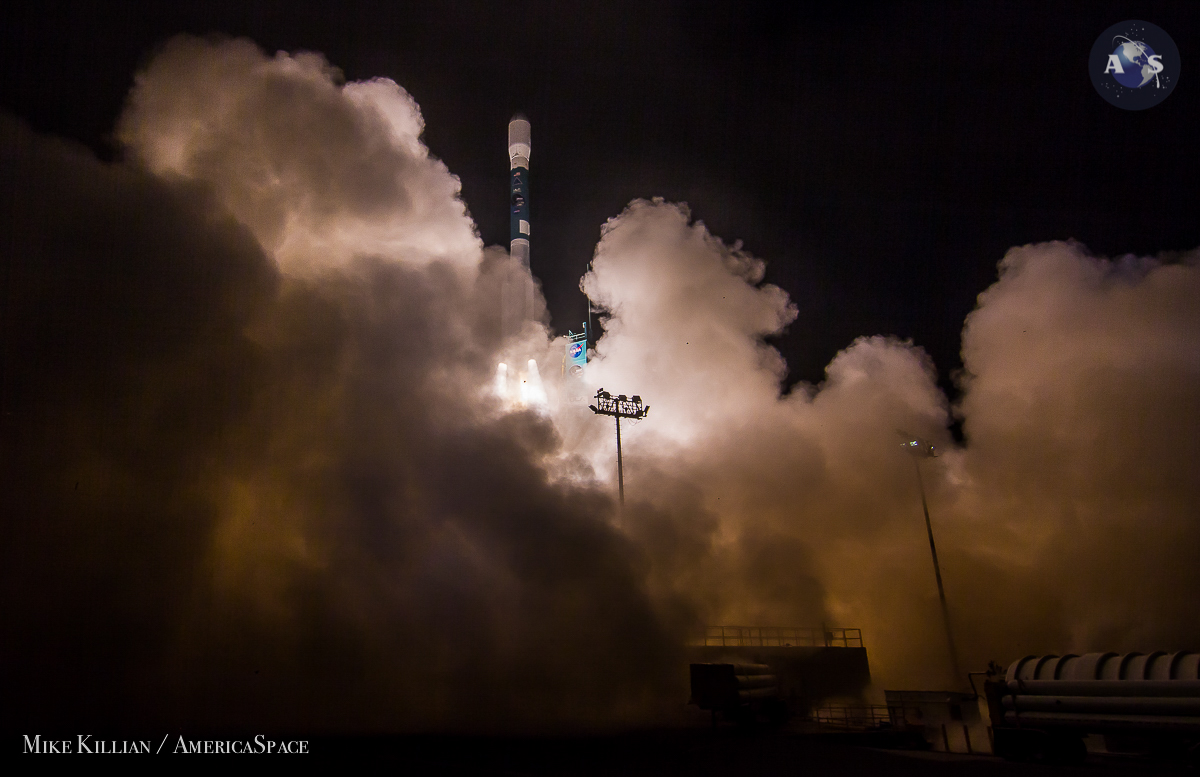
[2, 36, 1197, 731]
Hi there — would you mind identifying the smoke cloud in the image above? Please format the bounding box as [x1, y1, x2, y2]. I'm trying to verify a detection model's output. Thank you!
[3, 37, 678, 733]
[2, 35, 1197, 732]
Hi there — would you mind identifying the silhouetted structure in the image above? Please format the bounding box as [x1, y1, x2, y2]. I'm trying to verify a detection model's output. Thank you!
[588, 389, 648, 508]
[688, 625, 872, 719]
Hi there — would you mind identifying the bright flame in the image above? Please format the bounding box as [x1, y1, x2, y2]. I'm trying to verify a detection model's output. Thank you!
[524, 358, 547, 408]
[495, 362, 508, 400]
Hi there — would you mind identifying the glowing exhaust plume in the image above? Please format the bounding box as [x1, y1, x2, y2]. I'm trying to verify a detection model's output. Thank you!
[495, 362, 509, 400]
[494, 358, 550, 410]
[2, 35, 1198, 733]
[523, 358, 548, 408]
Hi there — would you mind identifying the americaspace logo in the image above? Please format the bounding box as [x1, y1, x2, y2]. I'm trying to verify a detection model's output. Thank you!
[1090, 21, 1179, 110]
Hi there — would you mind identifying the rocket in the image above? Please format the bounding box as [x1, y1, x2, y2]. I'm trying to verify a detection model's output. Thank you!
[496, 114, 583, 406]
[501, 114, 534, 343]
[508, 114, 531, 270]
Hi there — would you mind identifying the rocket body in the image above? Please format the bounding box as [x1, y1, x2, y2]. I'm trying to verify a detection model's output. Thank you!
[508, 116, 531, 270]
[496, 114, 583, 406]
[501, 115, 534, 342]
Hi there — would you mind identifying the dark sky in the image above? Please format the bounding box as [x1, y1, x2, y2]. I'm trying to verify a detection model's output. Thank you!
[3, 1, 1197, 393]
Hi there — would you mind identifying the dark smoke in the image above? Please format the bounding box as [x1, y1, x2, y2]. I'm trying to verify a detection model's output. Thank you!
[0, 41, 685, 730]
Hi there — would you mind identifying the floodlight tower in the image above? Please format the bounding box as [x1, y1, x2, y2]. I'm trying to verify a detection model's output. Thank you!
[900, 432, 964, 687]
[589, 389, 649, 508]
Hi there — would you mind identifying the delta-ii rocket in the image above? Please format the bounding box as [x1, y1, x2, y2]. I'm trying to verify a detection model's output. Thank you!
[496, 114, 537, 403]
[501, 114, 535, 342]
[496, 114, 583, 405]
[508, 114, 531, 270]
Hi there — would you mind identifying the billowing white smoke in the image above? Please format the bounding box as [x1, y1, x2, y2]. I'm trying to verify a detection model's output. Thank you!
[575, 201, 959, 685]
[3, 35, 1197, 732]
[119, 37, 482, 276]
[948, 243, 1200, 661]
[577, 215, 1199, 689]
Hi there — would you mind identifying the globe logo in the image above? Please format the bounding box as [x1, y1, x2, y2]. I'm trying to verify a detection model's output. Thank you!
[569, 343, 584, 359]
[1090, 21, 1179, 110]
[1107, 38, 1163, 89]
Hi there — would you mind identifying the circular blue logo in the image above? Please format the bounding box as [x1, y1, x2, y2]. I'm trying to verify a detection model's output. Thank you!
[1090, 21, 1179, 110]
[569, 343, 584, 359]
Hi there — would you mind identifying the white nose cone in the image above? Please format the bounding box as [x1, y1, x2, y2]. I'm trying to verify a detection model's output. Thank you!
[508, 115, 531, 168]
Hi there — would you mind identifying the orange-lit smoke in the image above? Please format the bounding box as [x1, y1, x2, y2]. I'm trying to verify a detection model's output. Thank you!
[575, 204, 1200, 691]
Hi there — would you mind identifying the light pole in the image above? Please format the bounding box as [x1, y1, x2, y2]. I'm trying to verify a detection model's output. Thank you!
[900, 432, 964, 687]
[589, 389, 649, 508]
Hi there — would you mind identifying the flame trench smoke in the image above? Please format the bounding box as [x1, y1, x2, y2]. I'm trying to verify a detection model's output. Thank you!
[2, 36, 1198, 731]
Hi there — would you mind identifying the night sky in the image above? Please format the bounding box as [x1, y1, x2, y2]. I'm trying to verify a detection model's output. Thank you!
[5, 1, 1195, 393]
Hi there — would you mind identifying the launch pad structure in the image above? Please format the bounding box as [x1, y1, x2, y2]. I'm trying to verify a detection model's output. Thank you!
[689, 626, 873, 720]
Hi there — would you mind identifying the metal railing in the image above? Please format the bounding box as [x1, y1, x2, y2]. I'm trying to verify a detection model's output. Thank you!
[806, 704, 897, 731]
[691, 626, 863, 648]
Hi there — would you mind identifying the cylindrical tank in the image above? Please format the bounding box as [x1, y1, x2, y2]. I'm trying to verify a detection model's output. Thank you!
[1009, 652, 1200, 684]
[1000, 653, 1200, 732]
